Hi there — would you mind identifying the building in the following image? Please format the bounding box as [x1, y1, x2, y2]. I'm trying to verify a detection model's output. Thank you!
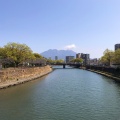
[76, 53, 90, 65]
[90, 58, 98, 65]
[76, 53, 81, 58]
[66, 56, 74, 63]
[55, 56, 58, 60]
[115, 44, 120, 51]
[81, 53, 90, 65]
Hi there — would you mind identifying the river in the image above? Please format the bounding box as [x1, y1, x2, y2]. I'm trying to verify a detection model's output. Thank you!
[0, 66, 120, 120]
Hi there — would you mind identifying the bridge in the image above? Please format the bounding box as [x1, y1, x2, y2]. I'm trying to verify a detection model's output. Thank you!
[51, 63, 82, 68]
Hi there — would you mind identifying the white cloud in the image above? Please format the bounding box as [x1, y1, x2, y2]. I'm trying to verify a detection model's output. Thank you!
[65, 44, 76, 50]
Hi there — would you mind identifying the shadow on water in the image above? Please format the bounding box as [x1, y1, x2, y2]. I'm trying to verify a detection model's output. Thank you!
[100, 74, 120, 88]
[87, 70, 120, 86]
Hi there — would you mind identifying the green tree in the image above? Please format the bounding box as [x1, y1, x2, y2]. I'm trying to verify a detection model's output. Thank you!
[47, 59, 55, 64]
[71, 58, 83, 63]
[33, 53, 43, 59]
[113, 49, 120, 64]
[4, 42, 34, 67]
[0, 47, 6, 58]
[100, 49, 114, 66]
[55, 59, 64, 64]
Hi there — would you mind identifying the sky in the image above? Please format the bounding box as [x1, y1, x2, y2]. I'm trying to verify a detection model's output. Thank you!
[0, 0, 120, 58]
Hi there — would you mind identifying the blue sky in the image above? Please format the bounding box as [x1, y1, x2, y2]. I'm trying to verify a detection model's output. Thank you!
[0, 0, 120, 58]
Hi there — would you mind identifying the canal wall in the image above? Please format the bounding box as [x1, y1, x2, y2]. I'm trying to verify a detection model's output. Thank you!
[0, 65, 52, 89]
[85, 66, 120, 82]
[86, 66, 120, 76]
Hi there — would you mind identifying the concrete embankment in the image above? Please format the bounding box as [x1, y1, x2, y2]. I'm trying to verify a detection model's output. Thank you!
[86, 69, 120, 82]
[0, 65, 52, 89]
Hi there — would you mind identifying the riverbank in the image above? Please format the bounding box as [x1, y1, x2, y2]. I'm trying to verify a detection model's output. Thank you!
[86, 69, 120, 82]
[0, 65, 52, 89]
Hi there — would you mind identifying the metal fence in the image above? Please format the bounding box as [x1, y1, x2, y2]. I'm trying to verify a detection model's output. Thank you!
[86, 65, 120, 77]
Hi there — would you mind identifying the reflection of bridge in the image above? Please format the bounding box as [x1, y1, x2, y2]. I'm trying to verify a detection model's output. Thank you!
[51, 63, 82, 68]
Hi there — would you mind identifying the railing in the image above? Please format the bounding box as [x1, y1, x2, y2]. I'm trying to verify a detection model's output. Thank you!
[86, 65, 120, 77]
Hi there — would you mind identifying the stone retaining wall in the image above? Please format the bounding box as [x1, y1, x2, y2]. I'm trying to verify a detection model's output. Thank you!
[0, 65, 52, 83]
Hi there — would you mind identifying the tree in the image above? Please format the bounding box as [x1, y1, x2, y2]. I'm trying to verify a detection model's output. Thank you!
[100, 49, 114, 66]
[31, 53, 47, 66]
[71, 58, 83, 63]
[46, 59, 54, 64]
[33, 53, 43, 59]
[55, 59, 64, 64]
[3, 42, 35, 67]
[0, 47, 6, 58]
[113, 49, 120, 64]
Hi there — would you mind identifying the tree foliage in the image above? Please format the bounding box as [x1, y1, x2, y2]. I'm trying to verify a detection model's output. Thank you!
[113, 49, 120, 64]
[47, 59, 55, 64]
[33, 53, 43, 59]
[2, 42, 34, 66]
[71, 58, 83, 63]
[0, 47, 6, 58]
[55, 59, 64, 64]
[46, 59, 64, 64]
[100, 49, 114, 66]
[100, 48, 120, 66]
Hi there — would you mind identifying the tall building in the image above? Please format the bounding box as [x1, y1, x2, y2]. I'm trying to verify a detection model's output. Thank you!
[55, 56, 58, 60]
[81, 53, 90, 65]
[115, 44, 120, 51]
[76, 53, 81, 58]
[66, 56, 74, 63]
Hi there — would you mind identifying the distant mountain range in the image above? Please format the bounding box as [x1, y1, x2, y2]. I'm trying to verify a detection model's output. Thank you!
[41, 49, 76, 60]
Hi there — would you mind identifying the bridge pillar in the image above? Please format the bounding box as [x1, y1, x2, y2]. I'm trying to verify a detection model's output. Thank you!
[63, 64, 65, 68]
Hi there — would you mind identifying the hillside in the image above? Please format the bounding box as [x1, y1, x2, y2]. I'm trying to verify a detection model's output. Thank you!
[41, 49, 76, 60]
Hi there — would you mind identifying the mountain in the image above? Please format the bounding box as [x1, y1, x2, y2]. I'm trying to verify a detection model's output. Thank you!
[41, 49, 76, 60]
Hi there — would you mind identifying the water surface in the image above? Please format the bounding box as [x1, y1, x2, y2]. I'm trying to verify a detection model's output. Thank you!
[0, 67, 120, 120]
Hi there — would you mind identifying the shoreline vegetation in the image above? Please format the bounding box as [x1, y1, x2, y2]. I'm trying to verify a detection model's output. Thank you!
[0, 65, 52, 89]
